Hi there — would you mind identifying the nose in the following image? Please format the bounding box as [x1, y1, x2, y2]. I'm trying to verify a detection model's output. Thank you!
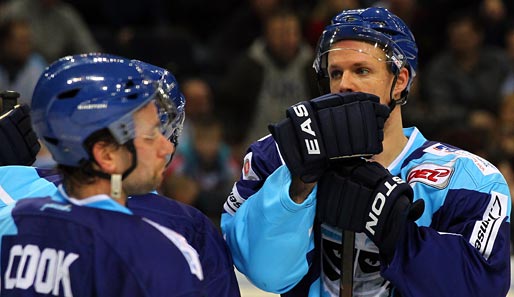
[159, 134, 175, 157]
[336, 72, 356, 93]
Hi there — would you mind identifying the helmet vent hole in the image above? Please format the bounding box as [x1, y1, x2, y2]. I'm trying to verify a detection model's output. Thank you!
[124, 80, 138, 99]
[57, 89, 80, 100]
[125, 80, 135, 88]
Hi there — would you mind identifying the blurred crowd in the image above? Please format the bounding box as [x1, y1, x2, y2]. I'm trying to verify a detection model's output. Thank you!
[1, 0, 514, 231]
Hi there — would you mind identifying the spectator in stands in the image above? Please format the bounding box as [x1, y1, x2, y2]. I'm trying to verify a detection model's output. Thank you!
[501, 23, 514, 96]
[207, 0, 284, 77]
[0, 18, 46, 105]
[161, 115, 239, 228]
[304, 0, 360, 48]
[479, 0, 514, 47]
[179, 77, 215, 146]
[217, 9, 318, 155]
[423, 11, 510, 137]
[0, 0, 100, 63]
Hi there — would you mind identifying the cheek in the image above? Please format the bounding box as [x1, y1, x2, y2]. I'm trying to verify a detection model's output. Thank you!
[132, 141, 156, 164]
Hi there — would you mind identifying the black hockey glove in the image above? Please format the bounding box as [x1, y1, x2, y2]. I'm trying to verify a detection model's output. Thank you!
[0, 104, 41, 166]
[268, 92, 390, 183]
[316, 160, 424, 261]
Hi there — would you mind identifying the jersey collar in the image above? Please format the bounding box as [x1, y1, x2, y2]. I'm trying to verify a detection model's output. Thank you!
[388, 126, 427, 175]
[54, 184, 133, 215]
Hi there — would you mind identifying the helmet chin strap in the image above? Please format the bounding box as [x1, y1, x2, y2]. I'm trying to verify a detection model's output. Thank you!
[87, 140, 138, 201]
[110, 173, 122, 200]
[388, 73, 409, 111]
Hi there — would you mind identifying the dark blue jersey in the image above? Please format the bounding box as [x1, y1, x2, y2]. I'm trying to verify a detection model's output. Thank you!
[0, 194, 204, 296]
[127, 194, 240, 296]
[0, 166, 240, 297]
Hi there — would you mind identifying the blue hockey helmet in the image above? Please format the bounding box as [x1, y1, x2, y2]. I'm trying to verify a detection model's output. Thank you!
[313, 7, 418, 100]
[31, 53, 184, 167]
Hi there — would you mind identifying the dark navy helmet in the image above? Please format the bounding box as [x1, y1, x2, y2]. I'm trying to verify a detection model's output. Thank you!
[31, 53, 185, 167]
[313, 7, 418, 99]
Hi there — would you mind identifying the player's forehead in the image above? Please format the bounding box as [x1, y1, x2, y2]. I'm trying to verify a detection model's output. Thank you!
[134, 101, 159, 128]
[327, 40, 388, 66]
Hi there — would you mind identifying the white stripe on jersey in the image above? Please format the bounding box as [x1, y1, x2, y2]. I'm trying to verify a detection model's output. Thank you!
[0, 185, 15, 206]
[470, 191, 509, 260]
[143, 218, 204, 281]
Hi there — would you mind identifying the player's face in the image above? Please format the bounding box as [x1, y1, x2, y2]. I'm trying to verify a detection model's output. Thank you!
[123, 102, 174, 195]
[327, 40, 396, 105]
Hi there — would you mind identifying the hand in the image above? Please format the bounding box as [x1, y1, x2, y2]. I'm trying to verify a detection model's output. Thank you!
[268, 92, 390, 183]
[316, 160, 424, 261]
[0, 104, 41, 166]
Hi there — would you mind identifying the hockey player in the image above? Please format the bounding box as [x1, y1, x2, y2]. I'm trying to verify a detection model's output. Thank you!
[0, 53, 206, 296]
[221, 7, 511, 297]
[0, 57, 240, 296]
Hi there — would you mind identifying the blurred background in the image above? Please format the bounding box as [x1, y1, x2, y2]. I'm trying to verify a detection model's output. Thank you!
[1, 0, 514, 295]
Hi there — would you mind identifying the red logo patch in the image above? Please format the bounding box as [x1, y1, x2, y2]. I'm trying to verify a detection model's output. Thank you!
[407, 168, 451, 182]
[243, 159, 250, 176]
[407, 163, 454, 189]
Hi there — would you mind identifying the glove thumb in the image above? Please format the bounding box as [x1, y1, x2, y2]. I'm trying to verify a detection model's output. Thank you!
[407, 199, 425, 221]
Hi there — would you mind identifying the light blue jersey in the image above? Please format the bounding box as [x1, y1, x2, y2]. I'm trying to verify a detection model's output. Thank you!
[0, 166, 58, 206]
[222, 127, 511, 297]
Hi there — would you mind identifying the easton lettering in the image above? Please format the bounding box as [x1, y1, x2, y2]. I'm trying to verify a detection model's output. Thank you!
[365, 177, 404, 235]
[292, 104, 320, 155]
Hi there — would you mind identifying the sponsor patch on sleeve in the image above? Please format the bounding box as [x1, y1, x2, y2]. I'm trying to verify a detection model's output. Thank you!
[423, 143, 499, 176]
[407, 163, 454, 189]
[223, 184, 246, 215]
[469, 191, 509, 260]
[242, 152, 259, 181]
[423, 143, 458, 156]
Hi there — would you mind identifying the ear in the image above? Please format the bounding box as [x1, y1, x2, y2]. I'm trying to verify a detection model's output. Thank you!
[91, 141, 119, 174]
[393, 67, 410, 99]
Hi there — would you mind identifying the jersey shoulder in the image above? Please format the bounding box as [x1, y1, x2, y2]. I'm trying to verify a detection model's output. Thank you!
[128, 193, 215, 242]
[403, 141, 506, 190]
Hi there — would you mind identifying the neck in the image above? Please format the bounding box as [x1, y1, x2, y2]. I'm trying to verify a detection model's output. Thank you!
[65, 178, 127, 205]
[372, 108, 407, 168]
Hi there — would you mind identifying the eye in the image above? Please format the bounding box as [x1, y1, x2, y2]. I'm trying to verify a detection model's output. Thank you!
[140, 126, 160, 141]
[356, 67, 370, 75]
[329, 69, 343, 80]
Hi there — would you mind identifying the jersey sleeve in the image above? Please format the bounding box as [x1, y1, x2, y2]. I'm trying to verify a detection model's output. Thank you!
[0, 166, 58, 207]
[383, 153, 511, 297]
[221, 164, 318, 293]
